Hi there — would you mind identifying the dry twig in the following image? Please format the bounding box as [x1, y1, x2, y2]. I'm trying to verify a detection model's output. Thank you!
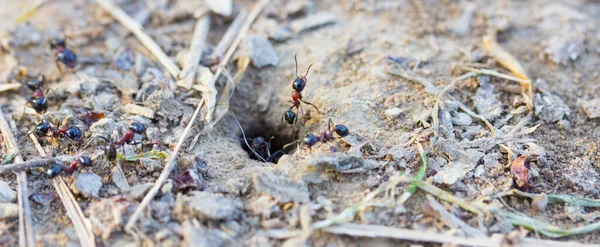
[95, 0, 181, 79]
[28, 135, 96, 247]
[177, 15, 211, 89]
[125, 99, 205, 231]
[0, 111, 35, 247]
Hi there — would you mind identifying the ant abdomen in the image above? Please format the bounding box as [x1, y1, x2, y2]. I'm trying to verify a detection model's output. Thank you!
[334, 124, 349, 137]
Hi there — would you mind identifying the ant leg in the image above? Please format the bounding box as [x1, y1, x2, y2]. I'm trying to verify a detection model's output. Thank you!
[328, 119, 333, 132]
[282, 140, 300, 150]
[300, 100, 320, 113]
[268, 150, 286, 163]
[55, 60, 64, 75]
[16, 130, 35, 146]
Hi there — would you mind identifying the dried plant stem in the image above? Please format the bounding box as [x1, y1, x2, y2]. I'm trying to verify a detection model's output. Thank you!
[28, 136, 96, 247]
[95, 0, 181, 79]
[0, 157, 62, 174]
[324, 223, 594, 247]
[0, 83, 21, 92]
[214, 11, 248, 56]
[0, 111, 35, 247]
[177, 15, 211, 89]
[205, 0, 270, 122]
[125, 99, 205, 231]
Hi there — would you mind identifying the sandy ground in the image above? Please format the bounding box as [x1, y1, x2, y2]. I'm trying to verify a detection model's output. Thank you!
[0, 0, 600, 246]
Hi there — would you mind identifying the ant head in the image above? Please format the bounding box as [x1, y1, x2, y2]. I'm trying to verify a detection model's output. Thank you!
[35, 120, 51, 137]
[49, 38, 66, 50]
[128, 122, 145, 134]
[78, 156, 93, 167]
[46, 163, 63, 178]
[303, 133, 318, 147]
[29, 96, 48, 114]
[334, 124, 349, 137]
[65, 126, 83, 142]
[283, 109, 297, 125]
[25, 75, 45, 91]
[57, 49, 77, 68]
[292, 55, 313, 92]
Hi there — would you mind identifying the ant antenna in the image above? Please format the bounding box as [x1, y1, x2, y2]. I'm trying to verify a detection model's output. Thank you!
[294, 54, 299, 77]
[305, 63, 313, 77]
[231, 112, 268, 163]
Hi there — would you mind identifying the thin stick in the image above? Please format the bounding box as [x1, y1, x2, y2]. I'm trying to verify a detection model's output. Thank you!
[323, 223, 594, 247]
[214, 11, 248, 56]
[0, 111, 35, 247]
[95, 0, 181, 79]
[28, 136, 96, 247]
[205, 0, 270, 122]
[177, 15, 211, 89]
[125, 99, 206, 231]
[0, 157, 62, 174]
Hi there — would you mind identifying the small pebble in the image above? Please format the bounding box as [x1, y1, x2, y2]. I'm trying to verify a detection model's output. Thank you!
[385, 107, 404, 119]
[0, 181, 16, 203]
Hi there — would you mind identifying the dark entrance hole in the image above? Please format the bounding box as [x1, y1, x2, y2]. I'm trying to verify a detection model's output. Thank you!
[239, 119, 296, 164]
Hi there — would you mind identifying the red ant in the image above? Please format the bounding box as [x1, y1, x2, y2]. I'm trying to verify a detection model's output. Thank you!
[283, 55, 320, 125]
[19, 119, 83, 144]
[90, 122, 150, 161]
[46, 155, 93, 178]
[49, 38, 77, 72]
[284, 119, 349, 151]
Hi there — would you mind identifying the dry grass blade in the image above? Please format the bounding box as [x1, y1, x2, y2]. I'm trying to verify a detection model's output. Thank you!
[0, 111, 35, 247]
[425, 194, 486, 237]
[95, 0, 181, 79]
[28, 135, 96, 247]
[204, 0, 270, 122]
[15, 0, 48, 24]
[125, 99, 205, 231]
[214, 11, 248, 57]
[177, 15, 211, 89]
[397, 142, 427, 203]
[482, 32, 533, 108]
[324, 223, 595, 247]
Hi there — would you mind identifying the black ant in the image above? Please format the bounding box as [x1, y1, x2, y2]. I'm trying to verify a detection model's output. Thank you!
[247, 136, 286, 163]
[21, 74, 50, 114]
[47, 155, 93, 178]
[282, 55, 320, 125]
[289, 119, 349, 151]
[91, 122, 148, 161]
[19, 119, 83, 144]
[49, 38, 77, 72]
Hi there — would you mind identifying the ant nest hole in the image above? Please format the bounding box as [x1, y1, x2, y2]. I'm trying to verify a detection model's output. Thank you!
[238, 117, 296, 164]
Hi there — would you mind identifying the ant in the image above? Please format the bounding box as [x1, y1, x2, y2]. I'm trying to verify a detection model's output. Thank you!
[282, 55, 320, 125]
[247, 136, 286, 163]
[19, 119, 83, 144]
[294, 119, 349, 151]
[47, 155, 93, 178]
[49, 38, 77, 72]
[21, 74, 51, 114]
[91, 122, 148, 161]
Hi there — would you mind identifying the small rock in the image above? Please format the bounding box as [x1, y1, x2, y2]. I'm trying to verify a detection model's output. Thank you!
[0, 181, 16, 203]
[473, 77, 503, 120]
[256, 88, 273, 113]
[123, 104, 156, 119]
[534, 90, 571, 123]
[385, 107, 404, 119]
[253, 170, 309, 203]
[181, 192, 243, 220]
[129, 183, 153, 200]
[204, 0, 232, 16]
[452, 112, 472, 126]
[0, 203, 18, 219]
[115, 48, 135, 71]
[271, 26, 294, 42]
[242, 35, 280, 68]
[72, 173, 103, 198]
[290, 12, 337, 34]
[140, 158, 162, 172]
[89, 118, 117, 137]
[582, 98, 600, 119]
[32, 193, 55, 206]
[532, 193, 548, 211]
[543, 35, 584, 65]
[563, 158, 599, 194]
[112, 166, 130, 191]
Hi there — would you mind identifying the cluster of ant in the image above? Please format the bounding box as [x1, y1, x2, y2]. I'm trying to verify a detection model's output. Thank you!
[246, 56, 350, 163]
[17, 38, 151, 178]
